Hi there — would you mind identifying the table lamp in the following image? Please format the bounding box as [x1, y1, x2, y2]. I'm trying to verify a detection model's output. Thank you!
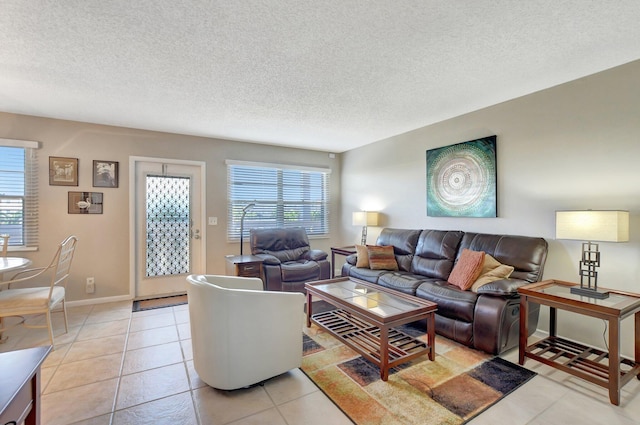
[555, 210, 629, 299]
[352, 211, 379, 245]
[240, 203, 255, 255]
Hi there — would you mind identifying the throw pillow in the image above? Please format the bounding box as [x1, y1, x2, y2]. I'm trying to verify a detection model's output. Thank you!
[448, 249, 485, 290]
[355, 244, 370, 268]
[367, 245, 399, 270]
[471, 264, 515, 292]
[479, 254, 502, 276]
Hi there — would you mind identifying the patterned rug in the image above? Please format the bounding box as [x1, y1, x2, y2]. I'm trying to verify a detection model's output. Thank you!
[302, 320, 535, 425]
[132, 294, 188, 312]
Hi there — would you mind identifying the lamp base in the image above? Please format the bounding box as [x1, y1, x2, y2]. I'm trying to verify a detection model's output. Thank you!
[570, 286, 609, 299]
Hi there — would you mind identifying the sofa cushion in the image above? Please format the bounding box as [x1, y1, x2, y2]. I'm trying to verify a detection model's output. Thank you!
[471, 264, 514, 292]
[416, 281, 478, 323]
[367, 245, 399, 270]
[347, 267, 388, 284]
[411, 230, 464, 279]
[355, 244, 370, 268]
[376, 228, 422, 271]
[376, 272, 426, 295]
[448, 249, 485, 290]
[280, 260, 320, 282]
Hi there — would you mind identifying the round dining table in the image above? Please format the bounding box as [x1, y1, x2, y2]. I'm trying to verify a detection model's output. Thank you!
[0, 256, 32, 278]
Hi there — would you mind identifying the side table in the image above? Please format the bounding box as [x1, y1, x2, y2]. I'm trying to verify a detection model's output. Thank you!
[0, 345, 51, 425]
[518, 279, 640, 405]
[225, 255, 264, 287]
[330, 246, 357, 278]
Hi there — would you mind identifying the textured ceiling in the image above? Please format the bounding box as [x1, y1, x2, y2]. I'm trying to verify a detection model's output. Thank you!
[1, 1, 640, 152]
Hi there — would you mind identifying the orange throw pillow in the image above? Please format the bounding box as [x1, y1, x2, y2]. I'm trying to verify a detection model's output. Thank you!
[448, 249, 485, 290]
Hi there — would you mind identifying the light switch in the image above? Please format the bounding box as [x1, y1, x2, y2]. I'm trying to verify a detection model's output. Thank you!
[208, 217, 218, 225]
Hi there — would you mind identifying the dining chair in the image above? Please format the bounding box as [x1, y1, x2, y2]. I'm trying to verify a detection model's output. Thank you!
[0, 235, 78, 346]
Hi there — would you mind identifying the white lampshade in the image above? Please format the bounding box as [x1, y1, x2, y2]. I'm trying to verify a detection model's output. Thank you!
[352, 211, 379, 226]
[555, 210, 629, 242]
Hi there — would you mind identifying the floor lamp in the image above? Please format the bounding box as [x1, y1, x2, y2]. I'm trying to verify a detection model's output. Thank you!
[240, 203, 255, 255]
[556, 210, 629, 299]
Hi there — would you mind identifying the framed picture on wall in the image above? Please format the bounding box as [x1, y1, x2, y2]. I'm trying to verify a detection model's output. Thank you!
[68, 191, 103, 214]
[93, 160, 119, 188]
[426, 136, 497, 217]
[49, 157, 79, 186]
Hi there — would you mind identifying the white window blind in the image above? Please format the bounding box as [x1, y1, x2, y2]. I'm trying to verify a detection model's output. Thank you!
[226, 160, 331, 241]
[0, 139, 39, 249]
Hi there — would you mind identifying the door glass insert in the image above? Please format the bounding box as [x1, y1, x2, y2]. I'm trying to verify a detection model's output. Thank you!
[145, 175, 191, 277]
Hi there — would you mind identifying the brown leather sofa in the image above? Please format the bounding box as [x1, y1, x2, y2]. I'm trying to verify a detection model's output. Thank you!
[341, 228, 548, 354]
[250, 227, 330, 293]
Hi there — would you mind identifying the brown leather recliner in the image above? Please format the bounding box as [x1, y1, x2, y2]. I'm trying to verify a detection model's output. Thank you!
[250, 227, 330, 293]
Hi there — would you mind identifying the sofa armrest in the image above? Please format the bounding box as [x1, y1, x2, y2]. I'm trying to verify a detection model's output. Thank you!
[345, 254, 357, 265]
[255, 253, 281, 265]
[305, 249, 328, 261]
[476, 278, 529, 297]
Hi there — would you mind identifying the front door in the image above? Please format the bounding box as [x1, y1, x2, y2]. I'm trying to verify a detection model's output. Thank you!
[131, 157, 206, 299]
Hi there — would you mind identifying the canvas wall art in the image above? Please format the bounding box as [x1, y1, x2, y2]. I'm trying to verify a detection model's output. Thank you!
[426, 136, 497, 217]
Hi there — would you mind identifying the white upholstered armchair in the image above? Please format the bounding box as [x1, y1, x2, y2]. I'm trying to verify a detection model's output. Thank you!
[186, 274, 305, 390]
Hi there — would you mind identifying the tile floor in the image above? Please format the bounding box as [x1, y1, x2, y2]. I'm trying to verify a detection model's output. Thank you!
[1, 301, 639, 425]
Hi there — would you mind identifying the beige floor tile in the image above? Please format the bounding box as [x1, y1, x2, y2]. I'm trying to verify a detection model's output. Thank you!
[42, 342, 71, 367]
[45, 352, 123, 393]
[180, 338, 193, 361]
[177, 322, 191, 340]
[122, 341, 183, 375]
[227, 407, 288, 425]
[185, 359, 207, 390]
[130, 312, 176, 332]
[66, 414, 113, 425]
[41, 378, 118, 425]
[126, 325, 179, 351]
[91, 301, 133, 312]
[193, 385, 275, 424]
[277, 390, 353, 425]
[173, 309, 189, 324]
[112, 392, 197, 425]
[63, 334, 127, 363]
[116, 363, 190, 410]
[85, 308, 132, 324]
[76, 319, 130, 341]
[41, 364, 57, 393]
[529, 390, 636, 425]
[263, 368, 320, 405]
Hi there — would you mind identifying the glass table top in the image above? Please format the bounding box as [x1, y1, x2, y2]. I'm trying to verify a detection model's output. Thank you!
[311, 279, 426, 317]
[532, 282, 640, 311]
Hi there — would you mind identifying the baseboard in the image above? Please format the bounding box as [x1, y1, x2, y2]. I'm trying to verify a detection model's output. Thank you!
[66, 294, 133, 308]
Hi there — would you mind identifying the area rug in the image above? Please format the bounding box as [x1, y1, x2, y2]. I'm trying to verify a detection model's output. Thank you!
[132, 294, 188, 312]
[301, 321, 535, 425]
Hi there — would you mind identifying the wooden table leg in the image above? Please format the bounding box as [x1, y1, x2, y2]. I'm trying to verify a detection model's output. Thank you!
[549, 306, 557, 337]
[380, 326, 389, 381]
[306, 291, 312, 327]
[609, 317, 621, 405]
[519, 295, 528, 365]
[427, 312, 436, 361]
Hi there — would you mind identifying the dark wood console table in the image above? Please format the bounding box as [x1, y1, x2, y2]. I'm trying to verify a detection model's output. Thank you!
[0, 345, 51, 425]
[518, 279, 640, 405]
[330, 246, 356, 278]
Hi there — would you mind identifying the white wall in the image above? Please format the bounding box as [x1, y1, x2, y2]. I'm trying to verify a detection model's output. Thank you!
[340, 59, 640, 357]
[0, 114, 342, 302]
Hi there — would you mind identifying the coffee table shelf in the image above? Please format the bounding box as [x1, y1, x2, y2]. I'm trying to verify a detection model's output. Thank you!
[312, 309, 428, 367]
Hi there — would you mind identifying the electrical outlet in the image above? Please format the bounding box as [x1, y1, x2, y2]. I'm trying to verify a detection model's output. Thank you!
[208, 216, 218, 225]
[86, 277, 95, 294]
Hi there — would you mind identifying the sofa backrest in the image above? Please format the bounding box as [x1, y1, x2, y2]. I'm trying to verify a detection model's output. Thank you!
[250, 227, 310, 262]
[375, 228, 421, 271]
[458, 233, 548, 283]
[411, 230, 464, 279]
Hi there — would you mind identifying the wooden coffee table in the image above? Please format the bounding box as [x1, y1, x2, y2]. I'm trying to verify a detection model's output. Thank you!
[305, 277, 437, 381]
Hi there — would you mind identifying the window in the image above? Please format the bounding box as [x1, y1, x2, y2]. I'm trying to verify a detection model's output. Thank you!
[0, 139, 39, 249]
[226, 160, 331, 240]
